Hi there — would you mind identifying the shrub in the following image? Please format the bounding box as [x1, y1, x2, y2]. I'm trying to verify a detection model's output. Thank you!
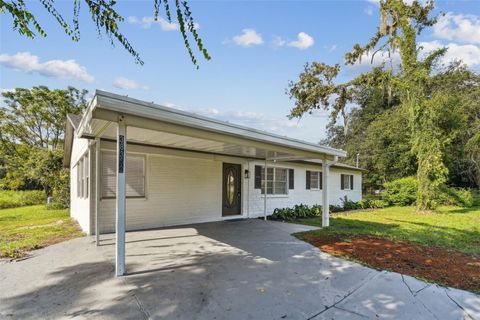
[48, 170, 70, 209]
[271, 203, 322, 221]
[0, 190, 46, 209]
[340, 196, 360, 210]
[271, 198, 390, 221]
[438, 186, 474, 207]
[356, 199, 388, 209]
[383, 177, 418, 206]
[329, 204, 343, 213]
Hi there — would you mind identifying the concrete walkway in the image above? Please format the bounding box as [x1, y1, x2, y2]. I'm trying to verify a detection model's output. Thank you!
[0, 219, 479, 319]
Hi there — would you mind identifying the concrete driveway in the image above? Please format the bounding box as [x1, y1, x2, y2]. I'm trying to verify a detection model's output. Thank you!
[0, 219, 479, 320]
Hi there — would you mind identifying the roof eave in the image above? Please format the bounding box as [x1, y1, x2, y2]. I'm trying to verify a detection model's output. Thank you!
[87, 90, 347, 159]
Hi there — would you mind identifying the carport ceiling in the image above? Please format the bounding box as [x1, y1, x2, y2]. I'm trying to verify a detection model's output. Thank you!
[97, 124, 287, 159]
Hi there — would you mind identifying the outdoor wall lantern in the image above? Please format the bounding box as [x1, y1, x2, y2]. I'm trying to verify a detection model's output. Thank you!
[244, 169, 250, 179]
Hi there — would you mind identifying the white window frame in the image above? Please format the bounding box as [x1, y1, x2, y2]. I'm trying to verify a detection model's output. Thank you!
[75, 152, 89, 199]
[261, 166, 289, 195]
[101, 151, 146, 199]
[76, 162, 81, 198]
[309, 171, 322, 190]
[342, 174, 353, 190]
[84, 152, 89, 198]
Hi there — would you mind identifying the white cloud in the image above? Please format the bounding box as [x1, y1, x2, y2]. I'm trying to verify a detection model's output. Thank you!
[232, 29, 263, 47]
[113, 77, 149, 90]
[272, 36, 287, 48]
[0, 88, 14, 94]
[433, 12, 480, 44]
[287, 32, 315, 50]
[0, 52, 95, 83]
[324, 44, 337, 52]
[420, 41, 480, 67]
[163, 102, 303, 135]
[345, 49, 401, 75]
[127, 16, 200, 31]
[366, 0, 418, 4]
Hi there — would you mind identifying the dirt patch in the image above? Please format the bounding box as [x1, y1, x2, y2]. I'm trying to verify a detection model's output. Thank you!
[17, 220, 64, 229]
[301, 233, 480, 293]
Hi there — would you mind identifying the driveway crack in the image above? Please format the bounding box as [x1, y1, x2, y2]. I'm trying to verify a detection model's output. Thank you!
[444, 289, 475, 320]
[131, 290, 151, 320]
[333, 306, 370, 319]
[120, 277, 151, 320]
[401, 274, 439, 320]
[414, 283, 431, 296]
[307, 271, 379, 319]
[401, 274, 415, 296]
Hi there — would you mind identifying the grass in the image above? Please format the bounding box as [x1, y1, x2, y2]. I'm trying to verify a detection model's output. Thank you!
[0, 190, 45, 209]
[0, 205, 83, 258]
[296, 201, 480, 256]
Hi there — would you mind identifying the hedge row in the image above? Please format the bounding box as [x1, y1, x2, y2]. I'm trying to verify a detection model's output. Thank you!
[271, 198, 388, 221]
[0, 190, 46, 209]
[382, 177, 475, 207]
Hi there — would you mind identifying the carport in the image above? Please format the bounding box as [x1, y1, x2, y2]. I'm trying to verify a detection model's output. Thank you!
[76, 90, 346, 276]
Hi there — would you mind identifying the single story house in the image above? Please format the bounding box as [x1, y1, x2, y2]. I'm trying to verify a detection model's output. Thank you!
[64, 90, 363, 276]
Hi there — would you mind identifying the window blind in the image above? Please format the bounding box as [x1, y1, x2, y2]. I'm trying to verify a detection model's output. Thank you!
[102, 152, 145, 198]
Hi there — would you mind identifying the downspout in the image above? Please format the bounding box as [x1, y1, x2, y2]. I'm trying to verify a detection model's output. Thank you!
[246, 160, 250, 219]
[264, 157, 268, 221]
[95, 138, 100, 246]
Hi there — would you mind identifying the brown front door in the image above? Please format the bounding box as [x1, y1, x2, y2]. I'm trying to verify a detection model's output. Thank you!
[222, 163, 242, 216]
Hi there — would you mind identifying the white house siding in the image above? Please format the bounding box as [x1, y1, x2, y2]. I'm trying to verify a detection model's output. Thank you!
[98, 141, 226, 233]
[71, 140, 362, 234]
[69, 137, 92, 233]
[246, 161, 362, 218]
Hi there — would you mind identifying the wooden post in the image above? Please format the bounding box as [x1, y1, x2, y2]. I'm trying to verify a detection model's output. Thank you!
[116, 117, 126, 276]
[322, 159, 329, 227]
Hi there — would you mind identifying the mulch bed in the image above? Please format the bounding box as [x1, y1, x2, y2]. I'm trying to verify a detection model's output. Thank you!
[301, 234, 480, 293]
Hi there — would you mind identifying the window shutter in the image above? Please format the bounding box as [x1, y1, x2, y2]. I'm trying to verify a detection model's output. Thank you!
[319, 172, 323, 190]
[254, 165, 262, 189]
[306, 170, 311, 189]
[341, 174, 345, 190]
[350, 175, 354, 190]
[288, 169, 294, 189]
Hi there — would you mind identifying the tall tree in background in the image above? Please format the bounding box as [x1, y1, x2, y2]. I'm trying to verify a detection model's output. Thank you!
[0, 86, 88, 200]
[288, 0, 455, 210]
[0, 0, 210, 67]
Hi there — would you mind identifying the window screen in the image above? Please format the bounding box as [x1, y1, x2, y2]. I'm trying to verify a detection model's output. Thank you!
[102, 152, 145, 198]
[77, 163, 81, 197]
[260, 167, 288, 195]
[84, 153, 89, 198]
[341, 174, 354, 190]
[307, 171, 323, 190]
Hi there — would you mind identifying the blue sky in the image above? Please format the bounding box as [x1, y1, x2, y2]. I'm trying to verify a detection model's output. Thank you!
[1, 0, 480, 142]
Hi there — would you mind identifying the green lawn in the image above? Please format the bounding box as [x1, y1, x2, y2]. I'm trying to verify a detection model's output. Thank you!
[0, 205, 83, 258]
[296, 203, 480, 255]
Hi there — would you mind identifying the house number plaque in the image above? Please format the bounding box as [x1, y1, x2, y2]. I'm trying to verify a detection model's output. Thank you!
[118, 135, 125, 173]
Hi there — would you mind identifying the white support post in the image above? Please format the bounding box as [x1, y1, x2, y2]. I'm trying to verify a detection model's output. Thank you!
[263, 158, 267, 221]
[322, 159, 330, 227]
[95, 138, 100, 246]
[116, 117, 126, 276]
